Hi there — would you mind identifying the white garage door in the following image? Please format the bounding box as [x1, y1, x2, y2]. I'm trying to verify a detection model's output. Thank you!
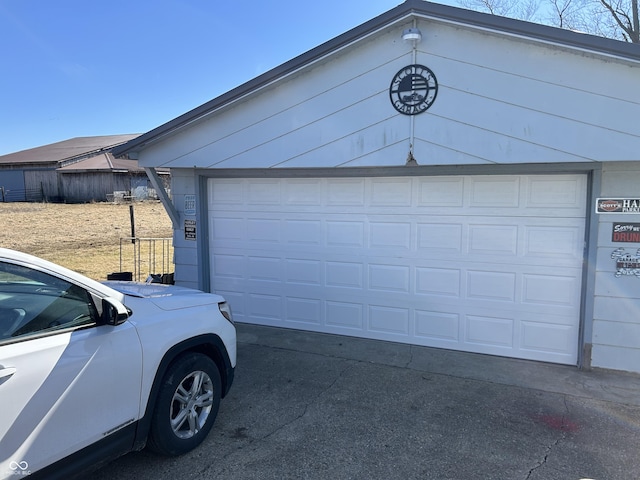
[209, 175, 586, 364]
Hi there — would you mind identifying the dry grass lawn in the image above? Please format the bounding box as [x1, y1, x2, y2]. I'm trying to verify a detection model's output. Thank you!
[0, 201, 173, 281]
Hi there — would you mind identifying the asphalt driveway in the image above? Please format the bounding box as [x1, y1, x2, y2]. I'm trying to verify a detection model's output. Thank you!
[88, 323, 640, 480]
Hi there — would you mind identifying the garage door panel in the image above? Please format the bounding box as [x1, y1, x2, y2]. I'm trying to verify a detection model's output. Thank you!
[213, 253, 245, 279]
[327, 178, 366, 205]
[326, 301, 364, 330]
[286, 297, 322, 325]
[369, 221, 412, 250]
[209, 175, 586, 364]
[248, 293, 282, 322]
[212, 217, 245, 240]
[466, 314, 515, 348]
[415, 310, 460, 342]
[213, 255, 581, 323]
[526, 176, 586, 210]
[467, 270, 516, 301]
[212, 214, 584, 265]
[520, 320, 576, 354]
[469, 224, 518, 256]
[524, 225, 584, 259]
[369, 305, 410, 335]
[417, 177, 465, 206]
[327, 221, 365, 247]
[247, 218, 280, 243]
[285, 219, 322, 244]
[326, 261, 364, 288]
[369, 178, 413, 206]
[468, 176, 521, 208]
[416, 267, 461, 296]
[417, 223, 464, 251]
[247, 179, 281, 204]
[369, 264, 410, 293]
[284, 179, 323, 205]
[286, 259, 322, 285]
[247, 256, 283, 282]
[522, 273, 580, 307]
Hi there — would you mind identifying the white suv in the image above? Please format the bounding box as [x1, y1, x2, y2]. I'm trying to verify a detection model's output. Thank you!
[0, 248, 236, 479]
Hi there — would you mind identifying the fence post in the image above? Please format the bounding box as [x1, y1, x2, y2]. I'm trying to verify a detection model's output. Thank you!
[129, 205, 136, 244]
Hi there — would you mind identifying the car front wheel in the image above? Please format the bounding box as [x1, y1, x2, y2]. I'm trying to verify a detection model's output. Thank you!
[147, 352, 222, 456]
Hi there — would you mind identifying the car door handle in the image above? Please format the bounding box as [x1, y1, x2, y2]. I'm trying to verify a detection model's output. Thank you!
[0, 367, 17, 380]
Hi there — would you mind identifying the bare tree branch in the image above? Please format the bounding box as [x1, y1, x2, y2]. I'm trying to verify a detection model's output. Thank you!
[459, 0, 543, 20]
[458, 0, 639, 42]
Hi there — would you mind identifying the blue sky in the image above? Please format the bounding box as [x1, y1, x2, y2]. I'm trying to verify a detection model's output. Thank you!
[0, 0, 456, 156]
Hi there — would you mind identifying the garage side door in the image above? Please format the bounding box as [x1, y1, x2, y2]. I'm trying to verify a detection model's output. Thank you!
[208, 175, 586, 364]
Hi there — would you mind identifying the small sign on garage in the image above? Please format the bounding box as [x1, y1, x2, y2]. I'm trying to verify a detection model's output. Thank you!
[612, 223, 640, 243]
[596, 198, 640, 214]
[185, 219, 196, 241]
[184, 195, 196, 216]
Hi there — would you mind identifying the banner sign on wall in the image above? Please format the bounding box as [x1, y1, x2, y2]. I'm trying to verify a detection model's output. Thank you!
[596, 198, 640, 214]
[612, 223, 640, 243]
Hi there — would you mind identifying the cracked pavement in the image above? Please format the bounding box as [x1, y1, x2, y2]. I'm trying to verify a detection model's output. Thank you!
[88, 324, 640, 480]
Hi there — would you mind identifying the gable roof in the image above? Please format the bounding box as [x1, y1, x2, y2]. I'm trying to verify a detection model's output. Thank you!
[113, 0, 640, 158]
[0, 134, 140, 166]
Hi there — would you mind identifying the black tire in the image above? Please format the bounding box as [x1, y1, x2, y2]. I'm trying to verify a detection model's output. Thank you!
[146, 352, 222, 456]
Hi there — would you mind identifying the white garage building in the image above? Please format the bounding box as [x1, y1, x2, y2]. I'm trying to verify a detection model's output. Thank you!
[114, 0, 640, 373]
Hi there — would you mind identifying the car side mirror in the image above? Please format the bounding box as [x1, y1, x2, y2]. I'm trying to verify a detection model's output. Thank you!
[101, 297, 130, 326]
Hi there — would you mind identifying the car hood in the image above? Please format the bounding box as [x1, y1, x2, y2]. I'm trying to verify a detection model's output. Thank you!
[103, 281, 225, 311]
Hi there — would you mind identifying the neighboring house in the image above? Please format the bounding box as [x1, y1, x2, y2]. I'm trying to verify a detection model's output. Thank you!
[113, 1, 640, 373]
[0, 134, 168, 203]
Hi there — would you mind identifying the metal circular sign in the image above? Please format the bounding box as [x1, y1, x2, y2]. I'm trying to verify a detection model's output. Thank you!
[389, 64, 438, 115]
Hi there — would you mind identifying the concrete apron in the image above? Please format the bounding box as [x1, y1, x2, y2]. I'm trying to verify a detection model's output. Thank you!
[236, 323, 640, 408]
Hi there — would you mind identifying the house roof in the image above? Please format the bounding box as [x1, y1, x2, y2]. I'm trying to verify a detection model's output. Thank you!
[112, 0, 640, 158]
[56, 153, 145, 173]
[56, 152, 170, 174]
[0, 134, 140, 166]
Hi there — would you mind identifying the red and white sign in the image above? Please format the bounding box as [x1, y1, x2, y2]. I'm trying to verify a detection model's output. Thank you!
[612, 223, 640, 243]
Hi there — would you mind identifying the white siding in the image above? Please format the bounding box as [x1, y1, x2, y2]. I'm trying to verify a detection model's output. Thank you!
[138, 18, 640, 171]
[592, 163, 640, 372]
[170, 170, 199, 290]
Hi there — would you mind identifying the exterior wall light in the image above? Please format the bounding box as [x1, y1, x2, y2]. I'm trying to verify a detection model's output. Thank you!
[402, 27, 422, 45]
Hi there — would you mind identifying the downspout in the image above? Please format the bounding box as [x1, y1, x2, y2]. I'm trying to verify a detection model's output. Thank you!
[144, 167, 180, 229]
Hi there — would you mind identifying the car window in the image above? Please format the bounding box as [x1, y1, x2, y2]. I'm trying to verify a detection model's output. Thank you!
[0, 261, 99, 343]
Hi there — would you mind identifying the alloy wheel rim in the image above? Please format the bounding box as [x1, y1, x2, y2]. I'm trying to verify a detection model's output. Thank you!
[170, 370, 214, 439]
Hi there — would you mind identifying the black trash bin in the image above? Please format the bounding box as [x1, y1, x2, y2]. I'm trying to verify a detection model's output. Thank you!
[106, 272, 133, 281]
